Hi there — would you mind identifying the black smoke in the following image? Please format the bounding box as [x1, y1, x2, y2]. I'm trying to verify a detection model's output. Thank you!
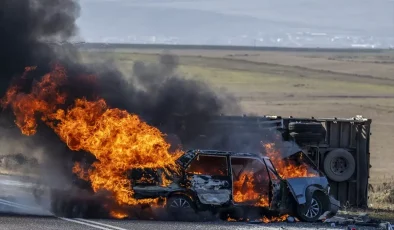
[0, 0, 80, 94]
[0, 0, 243, 179]
[0, 0, 287, 219]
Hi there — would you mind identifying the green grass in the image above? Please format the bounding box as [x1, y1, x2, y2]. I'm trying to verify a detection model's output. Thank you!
[80, 51, 394, 96]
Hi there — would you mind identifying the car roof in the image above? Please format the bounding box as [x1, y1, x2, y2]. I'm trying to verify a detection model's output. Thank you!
[186, 149, 270, 160]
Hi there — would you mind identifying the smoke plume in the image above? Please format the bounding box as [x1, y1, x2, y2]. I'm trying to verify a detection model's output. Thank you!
[0, 0, 242, 190]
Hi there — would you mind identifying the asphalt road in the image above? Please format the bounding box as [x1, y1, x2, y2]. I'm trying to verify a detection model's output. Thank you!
[0, 174, 384, 230]
[0, 215, 347, 230]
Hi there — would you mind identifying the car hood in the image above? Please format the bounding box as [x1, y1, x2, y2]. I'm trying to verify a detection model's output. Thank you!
[278, 141, 303, 159]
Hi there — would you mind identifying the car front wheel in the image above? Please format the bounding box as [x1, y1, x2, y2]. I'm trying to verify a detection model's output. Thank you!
[296, 194, 324, 222]
[166, 195, 198, 221]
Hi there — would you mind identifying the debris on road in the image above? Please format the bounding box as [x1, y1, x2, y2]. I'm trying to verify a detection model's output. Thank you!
[323, 213, 393, 229]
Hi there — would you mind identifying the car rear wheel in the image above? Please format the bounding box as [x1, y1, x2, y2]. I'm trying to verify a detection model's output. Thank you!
[166, 195, 198, 221]
[296, 194, 324, 222]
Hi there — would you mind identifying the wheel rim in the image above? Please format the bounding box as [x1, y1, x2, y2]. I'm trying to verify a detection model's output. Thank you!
[169, 198, 191, 209]
[330, 157, 348, 175]
[304, 198, 320, 219]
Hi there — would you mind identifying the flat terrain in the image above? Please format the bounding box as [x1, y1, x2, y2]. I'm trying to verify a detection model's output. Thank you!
[80, 47, 394, 190]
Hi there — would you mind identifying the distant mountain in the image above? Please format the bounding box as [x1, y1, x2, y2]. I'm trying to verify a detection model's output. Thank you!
[77, 0, 394, 47]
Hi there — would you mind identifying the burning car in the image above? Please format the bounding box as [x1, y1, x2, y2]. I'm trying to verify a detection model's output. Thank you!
[52, 149, 339, 222]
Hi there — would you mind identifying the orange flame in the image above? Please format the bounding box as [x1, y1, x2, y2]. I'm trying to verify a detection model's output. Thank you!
[110, 211, 128, 219]
[260, 214, 289, 223]
[2, 64, 183, 218]
[233, 171, 269, 207]
[263, 143, 318, 179]
[2, 64, 67, 135]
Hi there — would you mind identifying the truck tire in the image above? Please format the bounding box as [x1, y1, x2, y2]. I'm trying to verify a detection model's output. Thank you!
[323, 149, 355, 182]
[290, 132, 324, 144]
[288, 122, 326, 134]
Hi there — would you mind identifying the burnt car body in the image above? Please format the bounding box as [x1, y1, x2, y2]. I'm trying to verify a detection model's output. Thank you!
[130, 149, 340, 222]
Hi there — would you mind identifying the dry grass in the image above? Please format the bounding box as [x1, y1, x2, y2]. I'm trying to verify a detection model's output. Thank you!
[80, 47, 394, 211]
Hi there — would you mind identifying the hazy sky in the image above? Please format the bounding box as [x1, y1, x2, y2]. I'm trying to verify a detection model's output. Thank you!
[77, 0, 394, 47]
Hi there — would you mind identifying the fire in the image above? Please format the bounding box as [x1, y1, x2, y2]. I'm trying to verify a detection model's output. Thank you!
[2, 64, 183, 217]
[263, 143, 318, 179]
[2, 64, 67, 135]
[110, 211, 128, 219]
[233, 171, 269, 207]
[260, 214, 289, 223]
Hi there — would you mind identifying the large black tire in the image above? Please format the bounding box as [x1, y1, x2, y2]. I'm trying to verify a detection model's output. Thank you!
[296, 193, 324, 222]
[52, 198, 88, 218]
[288, 122, 326, 134]
[166, 195, 198, 221]
[50, 189, 89, 218]
[290, 132, 324, 144]
[323, 149, 356, 182]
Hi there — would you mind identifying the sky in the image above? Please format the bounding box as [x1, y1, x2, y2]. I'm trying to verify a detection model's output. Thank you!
[76, 0, 394, 48]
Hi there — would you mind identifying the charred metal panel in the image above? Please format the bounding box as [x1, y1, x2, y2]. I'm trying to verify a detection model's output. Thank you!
[328, 122, 340, 148]
[270, 179, 282, 209]
[189, 175, 231, 205]
[357, 123, 370, 207]
[339, 122, 350, 148]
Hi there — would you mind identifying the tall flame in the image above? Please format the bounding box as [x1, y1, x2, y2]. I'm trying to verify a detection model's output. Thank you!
[263, 143, 318, 179]
[233, 171, 269, 207]
[1, 64, 183, 217]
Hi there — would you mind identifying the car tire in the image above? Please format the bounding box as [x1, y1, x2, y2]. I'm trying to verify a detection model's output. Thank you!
[55, 199, 88, 218]
[323, 149, 356, 182]
[296, 193, 324, 222]
[50, 190, 88, 218]
[290, 132, 324, 144]
[166, 195, 198, 221]
[288, 122, 326, 134]
[66, 201, 88, 218]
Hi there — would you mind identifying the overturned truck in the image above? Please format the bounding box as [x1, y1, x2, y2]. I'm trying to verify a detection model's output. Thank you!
[189, 115, 371, 208]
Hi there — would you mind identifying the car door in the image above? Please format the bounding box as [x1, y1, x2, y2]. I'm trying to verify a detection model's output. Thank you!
[184, 153, 232, 206]
[263, 158, 285, 210]
[230, 157, 271, 207]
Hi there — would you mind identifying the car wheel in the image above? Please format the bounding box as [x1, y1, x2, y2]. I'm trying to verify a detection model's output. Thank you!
[166, 195, 197, 221]
[296, 194, 324, 222]
[323, 149, 356, 182]
[67, 202, 88, 218]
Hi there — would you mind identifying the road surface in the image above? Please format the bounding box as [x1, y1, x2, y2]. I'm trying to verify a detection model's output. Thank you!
[0, 214, 348, 230]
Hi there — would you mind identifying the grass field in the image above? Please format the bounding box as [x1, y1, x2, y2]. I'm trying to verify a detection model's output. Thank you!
[80, 46, 394, 209]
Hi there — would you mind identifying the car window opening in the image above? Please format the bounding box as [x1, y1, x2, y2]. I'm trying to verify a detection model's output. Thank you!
[231, 157, 270, 207]
[186, 154, 228, 176]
